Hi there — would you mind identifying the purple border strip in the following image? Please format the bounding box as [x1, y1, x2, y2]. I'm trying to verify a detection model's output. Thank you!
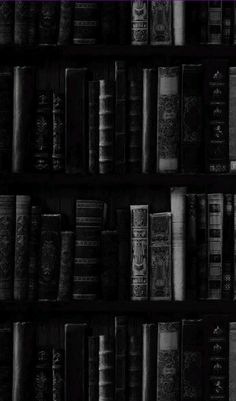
[0, 0, 234, 2]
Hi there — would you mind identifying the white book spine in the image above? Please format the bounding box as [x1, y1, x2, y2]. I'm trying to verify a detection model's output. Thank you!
[173, 0, 185, 46]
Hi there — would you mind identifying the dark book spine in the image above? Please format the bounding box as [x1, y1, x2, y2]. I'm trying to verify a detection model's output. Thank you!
[57, 1, 73, 45]
[117, 209, 130, 300]
[181, 64, 203, 173]
[118, 2, 130, 45]
[101, 230, 118, 300]
[99, 80, 114, 174]
[131, 0, 148, 45]
[142, 324, 157, 401]
[28, 1, 38, 45]
[128, 80, 142, 173]
[150, 0, 172, 45]
[14, 1, 29, 45]
[185, 1, 201, 44]
[52, 93, 65, 172]
[0, 1, 14, 45]
[88, 80, 99, 174]
[32, 90, 52, 172]
[229, 323, 236, 401]
[99, 335, 114, 401]
[199, 2, 208, 44]
[0, 195, 15, 301]
[0, 69, 13, 172]
[57, 231, 74, 301]
[52, 348, 64, 401]
[88, 336, 99, 401]
[12, 66, 35, 173]
[185, 194, 197, 300]
[115, 316, 127, 401]
[142, 68, 157, 173]
[208, 0, 222, 44]
[28, 205, 41, 301]
[222, 1, 234, 44]
[65, 68, 87, 174]
[38, 2, 59, 45]
[14, 195, 31, 301]
[38, 214, 61, 301]
[115, 60, 127, 174]
[222, 194, 233, 299]
[128, 322, 142, 401]
[101, 2, 117, 44]
[73, 2, 98, 45]
[0, 323, 12, 401]
[196, 194, 208, 299]
[33, 348, 52, 401]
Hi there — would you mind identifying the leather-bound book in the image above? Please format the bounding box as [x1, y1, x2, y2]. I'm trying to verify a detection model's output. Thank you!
[65, 68, 88, 174]
[52, 348, 64, 401]
[57, 1, 74, 45]
[142, 324, 157, 401]
[33, 347, 52, 401]
[128, 80, 142, 173]
[99, 80, 114, 174]
[52, 93, 65, 172]
[88, 336, 99, 401]
[222, 194, 233, 299]
[222, 1, 234, 44]
[38, 2, 59, 44]
[100, 2, 117, 44]
[28, 205, 41, 301]
[14, 1, 29, 45]
[130, 205, 149, 301]
[173, 0, 185, 45]
[186, 194, 197, 300]
[12, 66, 35, 173]
[128, 320, 142, 401]
[117, 209, 130, 300]
[88, 80, 99, 174]
[118, 2, 130, 45]
[0, 1, 14, 45]
[150, 212, 172, 301]
[181, 64, 203, 173]
[115, 316, 127, 401]
[0, 323, 12, 401]
[131, 0, 148, 45]
[115, 61, 127, 174]
[196, 194, 208, 300]
[150, 0, 172, 45]
[12, 322, 34, 401]
[101, 230, 118, 300]
[27, 1, 38, 45]
[0, 69, 13, 172]
[32, 90, 52, 172]
[208, 1, 222, 44]
[0, 195, 15, 300]
[99, 335, 114, 401]
[229, 67, 236, 172]
[73, 2, 99, 44]
[14, 195, 31, 301]
[38, 214, 61, 301]
[57, 231, 74, 301]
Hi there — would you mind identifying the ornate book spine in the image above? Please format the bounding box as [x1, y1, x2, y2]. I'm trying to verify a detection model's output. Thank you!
[52, 93, 65, 172]
[142, 324, 157, 401]
[28, 205, 41, 301]
[186, 194, 197, 300]
[207, 193, 223, 299]
[170, 187, 186, 301]
[88, 80, 99, 174]
[0, 70, 13, 172]
[205, 60, 229, 173]
[115, 60, 127, 174]
[150, 0, 172, 45]
[229, 67, 236, 172]
[73, 200, 104, 300]
[99, 335, 114, 401]
[33, 348, 52, 401]
[65, 68, 88, 174]
[115, 316, 127, 401]
[101, 3, 117, 44]
[222, 1, 233, 44]
[14, 195, 31, 300]
[32, 90, 52, 172]
[12, 66, 35, 173]
[99, 80, 114, 174]
[208, 1, 222, 44]
[38, 214, 61, 301]
[57, 1, 73, 45]
[0, 195, 15, 300]
[157, 66, 180, 173]
[0, 323, 12, 401]
[73, 2, 98, 45]
[128, 80, 142, 173]
[14, 1, 29, 45]
[128, 322, 142, 401]
[222, 194, 233, 299]
[38, 2, 59, 45]
[101, 230, 118, 300]
[181, 64, 203, 173]
[0, 1, 14, 45]
[130, 205, 148, 301]
[12, 322, 34, 401]
[131, 0, 148, 45]
[57, 231, 74, 301]
[150, 212, 172, 301]
[117, 209, 130, 300]
[118, 2, 130, 45]
[229, 322, 236, 401]
[181, 319, 204, 401]
[88, 336, 99, 401]
[142, 68, 157, 173]
[196, 194, 208, 300]
[157, 322, 180, 401]
[52, 348, 64, 401]
[27, 1, 38, 45]
[173, 0, 185, 45]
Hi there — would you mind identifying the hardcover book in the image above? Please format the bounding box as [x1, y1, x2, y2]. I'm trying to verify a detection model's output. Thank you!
[0, 68, 13, 172]
[142, 324, 157, 401]
[27, 1, 38, 45]
[116, 209, 130, 300]
[57, 231, 74, 301]
[208, 0, 222, 44]
[73, 2, 98, 45]
[99, 335, 114, 401]
[88, 81, 99, 174]
[229, 322, 236, 401]
[222, 1, 234, 44]
[150, 0, 172, 45]
[52, 348, 64, 401]
[33, 347, 52, 401]
[115, 316, 127, 401]
[57, 1, 74, 45]
[38, 2, 59, 44]
[128, 320, 142, 401]
[185, 194, 198, 300]
[88, 336, 99, 401]
[52, 93, 65, 172]
[196, 194, 208, 299]
[229, 67, 236, 172]
[14, 1, 30, 45]
[131, 0, 148, 45]
[28, 205, 41, 300]
[128, 80, 142, 173]
[115, 61, 127, 174]
[173, 0, 185, 45]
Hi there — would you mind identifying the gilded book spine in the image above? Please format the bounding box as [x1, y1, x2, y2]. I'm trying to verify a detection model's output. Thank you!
[222, 194, 233, 299]
[28, 205, 41, 300]
[0, 323, 12, 401]
[0, 69, 13, 172]
[99, 335, 114, 401]
[99, 80, 114, 174]
[88, 336, 99, 401]
[52, 93, 65, 172]
[196, 194, 208, 299]
[142, 324, 157, 401]
[89, 81, 99, 174]
[130, 205, 148, 301]
[229, 67, 236, 172]
[57, 1, 73, 45]
[173, 0, 185, 45]
[186, 194, 198, 300]
[115, 316, 127, 401]
[73, 2, 98, 45]
[33, 348, 52, 401]
[115, 60, 127, 174]
[101, 231, 118, 300]
[52, 348, 64, 401]
[58, 231, 74, 301]
[0, 1, 13, 45]
[208, 1, 222, 44]
[131, 0, 148, 45]
[150, 0, 172, 45]
[128, 80, 142, 173]
[150, 212, 172, 300]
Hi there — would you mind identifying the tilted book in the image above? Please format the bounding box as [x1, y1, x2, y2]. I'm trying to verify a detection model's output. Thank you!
[99, 335, 114, 401]
[115, 60, 127, 174]
[0, 323, 12, 401]
[128, 80, 142, 173]
[0, 1, 14, 45]
[185, 194, 198, 300]
[52, 93, 65, 172]
[58, 231, 74, 301]
[142, 324, 157, 401]
[196, 194, 208, 299]
[115, 316, 127, 401]
[0, 69, 13, 172]
[208, 0, 222, 44]
[73, 2, 98, 45]
[222, 194, 233, 299]
[131, 0, 148, 45]
[88, 336, 99, 401]
[229, 67, 236, 172]
[38, 2, 59, 45]
[57, 1, 74, 45]
[150, 0, 172, 45]
[88, 81, 99, 174]
[101, 230, 118, 300]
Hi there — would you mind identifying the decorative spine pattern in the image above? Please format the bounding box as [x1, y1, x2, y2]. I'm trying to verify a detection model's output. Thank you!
[52, 93, 65, 172]
[131, 0, 148, 45]
[150, 0, 172, 45]
[99, 80, 114, 174]
[57, 231, 74, 301]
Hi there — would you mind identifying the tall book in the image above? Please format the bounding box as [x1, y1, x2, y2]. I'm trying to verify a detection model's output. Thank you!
[52, 93, 65, 172]
[65, 68, 88, 174]
[222, 1, 234, 44]
[99, 80, 114, 174]
[101, 2, 117, 44]
[185, 194, 197, 300]
[196, 194, 208, 299]
[0, 323, 12, 401]
[150, 0, 172, 45]
[229, 322, 236, 401]
[14, 1, 30, 45]
[0, 1, 14, 45]
[150, 212, 172, 301]
[185, 1, 202, 44]
[88, 81, 99, 174]
[208, 0, 222, 44]
[101, 230, 118, 300]
[128, 80, 142, 173]
[88, 336, 99, 401]
[38, 2, 59, 44]
[222, 194, 233, 299]
[117, 2, 130, 45]
[57, 1, 74, 45]
[157, 66, 180, 173]
[131, 0, 148, 45]
[170, 187, 186, 301]
[73, 2, 98, 44]
[128, 320, 142, 401]
[130, 205, 149, 301]
[27, 2, 38, 45]
[0, 69, 13, 172]
[116, 209, 130, 300]
[115, 316, 127, 401]
[58, 231, 74, 301]
[28, 205, 41, 301]
[99, 335, 114, 401]
[142, 324, 157, 401]
[115, 61, 127, 174]
[229, 67, 236, 172]
[173, 0, 185, 45]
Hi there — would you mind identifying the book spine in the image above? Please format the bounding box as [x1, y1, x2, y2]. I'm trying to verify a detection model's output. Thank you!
[88, 81, 99, 174]
[14, 195, 31, 300]
[117, 209, 130, 300]
[130, 205, 149, 301]
[128, 80, 142, 173]
[57, 231, 74, 301]
[150, 212, 172, 300]
[38, 2, 59, 44]
[157, 66, 180, 173]
[14, 1, 29, 45]
[128, 323, 142, 401]
[185, 1, 201, 45]
[27, 1, 38, 45]
[131, 0, 148, 45]
[65, 68, 88, 174]
[88, 336, 99, 401]
[150, 0, 172, 45]
[186, 194, 198, 300]
[38, 214, 61, 301]
[52, 348, 64, 401]
[0, 323, 12, 401]
[222, 194, 233, 299]
[33, 348, 52, 401]
[115, 60, 127, 174]
[222, 1, 233, 44]
[196, 194, 208, 299]
[207, 193, 223, 299]
[229, 67, 236, 172]
[0, 195, 15, 300]
[170, 187, 186, 301]
[234, 2, 236, 44]
[0, 70, 13, 172]
[101, 2, 117, 44]
[101, 230, 118, 300]
[233, 195, 236, 300]
[52, 93, 65, 172]
[118, 2, 130, 45]
[229, 322, 236, 401]
[142, 68, 157, 173]
[99, 335, 114, 401]
[0, 1, 14, 45]
[157, 322, 180, 401]
[57, 1, 73, 45]
[99, 80, 114, 174]
[73, 2, 98, 45]
[208, 0, 222, 44]
[28, 205, 41, 301]
[115, 316, 127, 401]
[142, 324, 157, 401]
[173, 0, 185, 45]
[199, 2, 208, 44]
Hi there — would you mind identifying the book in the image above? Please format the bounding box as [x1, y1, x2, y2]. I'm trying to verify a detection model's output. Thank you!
[207, 193, 223, 299]
[208, 0, 222, 44]
[116, 209, 130, 300]
[229, 322, 236, 401]
[115, 61, 127, 174]
[14, 1, 30, 45]
[142, 324, 157, 401]
[100, 2, 117, 44]
[88, 81, 99, 174]
[173, 0, 185, 45]
[57, 1, 73, 45]
[196, 194, 208, 299]
[170, 187, 186, 301]
[130, 205, 149, 301]
[222, 194, 233, 299]
[73, 2, 98, 45]
[28, 205, 41, 301]
[185, 1, 201, 44]
[128, 80, 142, 173]
[199, 2, 208, 44]
[52, 93, 65, 172]
[99, 335, 114, 401]
[33, 346, 52, 401]
[0, 68, 13, 172]
[0, 323, 12, 401]
[101, 230, 118, 300]
[128, 320, 142, 401]
[27, 1, 38, 45]
[88, 336, 99, 401]
[229, 67, 236, 172]
[0, 1, 14, 45]
[65, 68, 88, 174]
[38, 214, 61, 301]
[57, 231, 74, 301]
[150, 212, 172, 301]
[38, 2, 59, 45]
[117, 2, 130, 45]
[115, 316, 127, 401]
[185, 194, 197, 300]
[14, 195, 31, 300]
[222, 1, 234, 44]
[233, 195, 236, 300]
[150, 0, 172, 45]
[52, 348, 64, 401]
[131, 0, 148, 45]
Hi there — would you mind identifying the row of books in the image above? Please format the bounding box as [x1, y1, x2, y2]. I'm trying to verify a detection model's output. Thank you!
[3, 316, 236, 401]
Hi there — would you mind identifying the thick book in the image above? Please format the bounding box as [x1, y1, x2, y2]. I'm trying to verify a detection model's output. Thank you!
[128, 80, 142, 173]
[88, 336, 99, 401]
[229, 67, 236, 172]
[115, 61, 127, 174]
[38, 214, 61, 301]
[57, 1, 73, 45]
[142, 324, 157, 401]
[150, 212, 172, 301]
[99, 335, 114, 401]
[73, 2, 98, 44]
[185, 194, 197, 300]
[150, 0, 172, 45]
[208, 0, 222, 44]
[0, 2, 13, 45]
[170, 187, 186, 301]
[52, 348, 64, 401]
[88, 81, 99, 174]
[57, 231, 74, 301]
[128, 320, 142, 401]
[0, 195, 15, 300]
[14, 1, 30, 45]
[229, 322, 236, 401]
[222, 194, 233, 299]
[99, 80, 114, 174]
[33, 347, 52, 401]
[115, 316, 127, 401]
[157, 66, 180, 173]
[131, 0, 148, 45]
[207, 193, 223, 299]
[12, 66, 35, 173]
[196, 194, 208, 299]
[52, 93, 65, 172]
[14, 195, 31, 300]
[65, 68, 88, 174]
[173, 0, 185, 45]
[0, 69, 13, 172]
[157, 322, 180, 401]
[101, 230, 118, 300]
[222, 1, 234, 44]
[28, 205, 41, 301]
[130, 205, 149, 301]
[38, 2, 59, 44]
[116, 209, 130, 300]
